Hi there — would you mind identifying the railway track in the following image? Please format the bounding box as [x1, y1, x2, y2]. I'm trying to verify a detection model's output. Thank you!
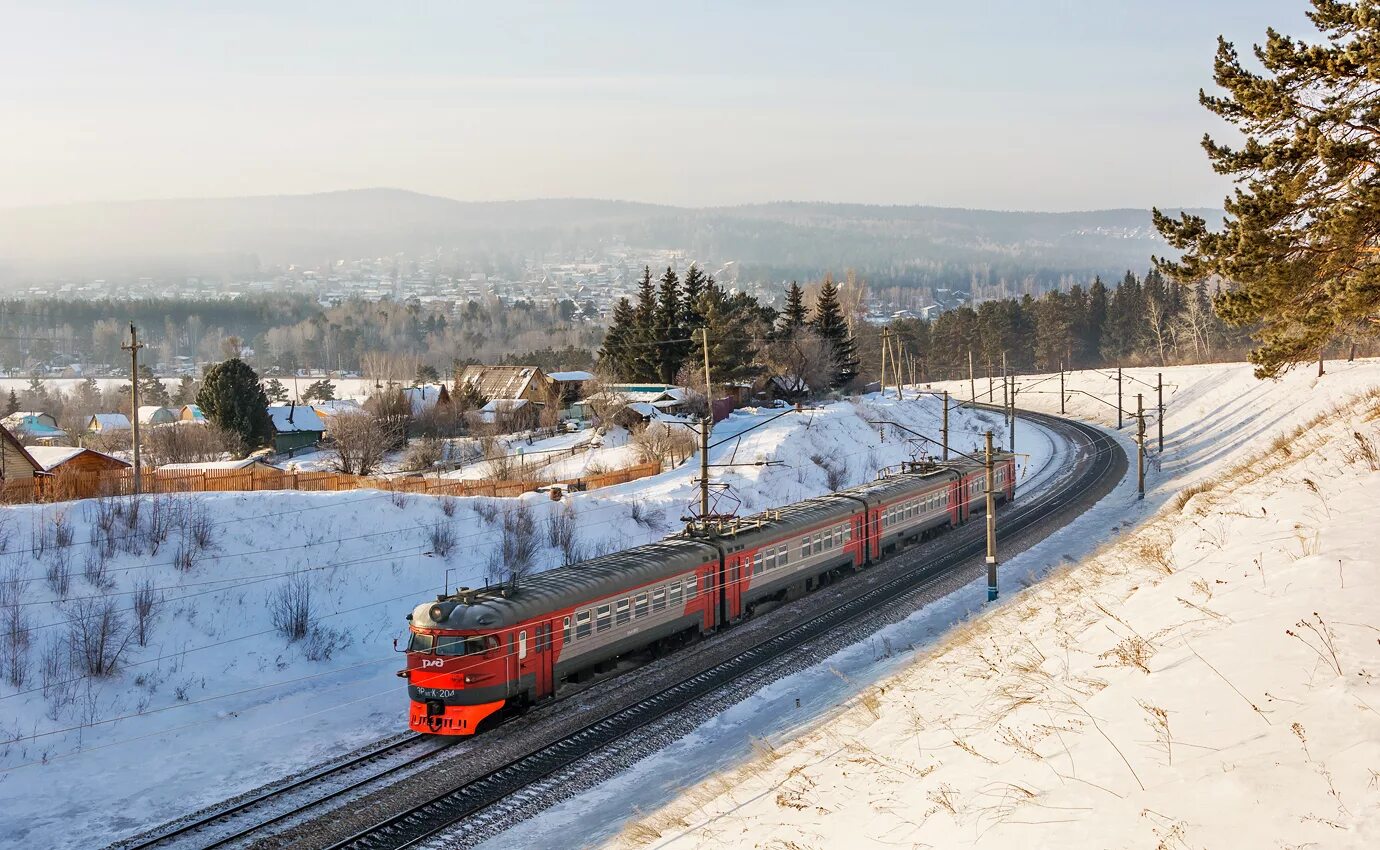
[315, 410, 1125, 850]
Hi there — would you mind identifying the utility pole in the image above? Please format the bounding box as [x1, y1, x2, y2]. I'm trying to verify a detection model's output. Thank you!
[968, 349, 975, 404]
[1156, 372, 1164, 452]
[941, 390, 949, 461]
[985, 431, 998, 602]
[1117, 365, 1123, 429]
[1009, 380, 1017, 452]
[122, 323, 145, 495]
[697, 327, 712, 523]
[879, 328, 889, 399]
[1001, 351, 1008, 411]
[1059, 360, 1065, 415]
[986, 358, 993, 402]
[1136, 393, 1146, 501]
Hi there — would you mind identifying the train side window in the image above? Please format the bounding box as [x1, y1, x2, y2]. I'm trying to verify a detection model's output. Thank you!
[801, 538, 810, 559]
[575, 611, 592, 640]
[778, 545, 789, 564]
[615, 599, 631, 625]
[834, 526, 843, 547]
[518, 631, 527, 660]
[595, 604, 612, 633]
[843, 525, 851, 542]
[753, 552, 763, 575]
[634, 593, 649, 618]
[669, 583, 682, 606]
[563, 617, 571, 645]
[813, 533, 823, 554]
[652, 588, 666, 612]
[764, 548, 776, 570]
[685, 577, 697, 599]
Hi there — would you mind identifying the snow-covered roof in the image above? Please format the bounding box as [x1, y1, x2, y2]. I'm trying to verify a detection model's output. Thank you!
[402, 385, 445, 416]
[137, 405, 175, 423]
[24, 446, 128, 472]
[266, 405, 325, 433]
[24, 446, 85, 470]
[159, 458, 279, 471]
[548, 370, 595, 382]
[479, 398, 531, 413]
[88, 413, 132, 430]
[310, 399, 364, 417]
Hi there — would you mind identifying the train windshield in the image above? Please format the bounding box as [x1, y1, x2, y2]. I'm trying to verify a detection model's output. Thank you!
[436, 635, 499, 656]
[407, 632, 435, 653]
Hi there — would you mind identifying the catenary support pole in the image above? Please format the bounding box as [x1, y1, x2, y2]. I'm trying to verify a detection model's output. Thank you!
[1157, 371, 1164, 452]
[1117, 365, 1123, 429]
[1001, 351, 1008, 411]
[1009, 382, 1017, 452]
[698, 328, 713, 522]
[969, 349, 976, 403]
[985, 430, 998, 601]
[1136, 393, 1145, 501]
[941, 390, 950, 461]
[1059, 360, 1066, 414]
[879, 328, 889, 399]
[123, 323, 145, 495]
[986, 357, 993, 402]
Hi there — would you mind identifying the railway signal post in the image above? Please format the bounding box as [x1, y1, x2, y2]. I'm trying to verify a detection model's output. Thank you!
[1136, 393, 1146, 500]
[985, 430, 998, 601]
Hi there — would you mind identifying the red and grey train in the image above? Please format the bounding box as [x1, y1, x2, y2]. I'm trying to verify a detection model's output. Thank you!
[400, 453, 1016, 735]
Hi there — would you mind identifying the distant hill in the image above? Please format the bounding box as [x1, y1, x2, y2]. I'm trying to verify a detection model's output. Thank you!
[0, 188, 1221, 287]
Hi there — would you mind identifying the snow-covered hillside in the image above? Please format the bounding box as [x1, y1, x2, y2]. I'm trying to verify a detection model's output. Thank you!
[601, 360, 1380, 850]
[0, 393, 1036, 847]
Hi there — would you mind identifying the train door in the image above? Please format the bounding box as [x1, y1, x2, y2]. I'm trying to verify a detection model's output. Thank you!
[533, 623, 554, 699]
[725, 556, 744, 622]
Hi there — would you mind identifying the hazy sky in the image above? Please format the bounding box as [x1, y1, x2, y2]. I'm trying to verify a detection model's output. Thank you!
[2, 0, 1313, 211]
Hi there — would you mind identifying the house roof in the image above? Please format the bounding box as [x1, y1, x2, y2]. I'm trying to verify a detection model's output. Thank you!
[402, 385, 446, 416]
[548, 370, 595, 382]
[137, 405, 175, 423]
[159, 458, 280, 471]
[310, 399, 364, 417]
[266, 405, 325, 434]
[88, 413, 132, 430]
[457, 365, 547, 400]
[25, 446, 129, 472]
[180, 404, 206, 420]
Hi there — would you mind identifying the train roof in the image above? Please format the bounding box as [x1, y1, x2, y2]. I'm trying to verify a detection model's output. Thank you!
[413, 536, 717, 631]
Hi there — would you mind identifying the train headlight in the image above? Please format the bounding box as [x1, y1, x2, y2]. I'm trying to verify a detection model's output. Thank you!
[429, 603, 448, 623]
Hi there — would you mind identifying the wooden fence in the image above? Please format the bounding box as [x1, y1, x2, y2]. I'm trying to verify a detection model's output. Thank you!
[0, 461, 663, 506]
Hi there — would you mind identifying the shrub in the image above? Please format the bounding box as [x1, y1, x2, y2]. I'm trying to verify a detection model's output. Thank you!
[428, 523, 457, 558]
[403, 437, 444, 473]
[66, 597, 133, 678]
[269, 572, 313, 642]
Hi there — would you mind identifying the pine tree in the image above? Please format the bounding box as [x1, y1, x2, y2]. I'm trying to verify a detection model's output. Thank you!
[1154, 2, 1380, 377]
[137, 365, 170, 407]
[809, 278, 859, 388]
[303, 379, 336, 402]
[171, 376, 197, 406]
[262, 377, 289, 403]
[197, 358, 273, 453]
[631, 266, 660, 381]
[414, 364, 441, 386]
[681, 264, 707, 333]
[1086, 276, 1108, 362]
[780, 282, 808, 336]
[5, 389, 18, 416]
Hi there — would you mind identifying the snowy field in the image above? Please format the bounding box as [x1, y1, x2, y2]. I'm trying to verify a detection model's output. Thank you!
[587, 360, 1380, 850]
[0, 391, 1038, 848]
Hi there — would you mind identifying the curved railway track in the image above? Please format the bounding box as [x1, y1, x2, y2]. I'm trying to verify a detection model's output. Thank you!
[120, 408, 1125, 850]
[320, 410, 1126, 850]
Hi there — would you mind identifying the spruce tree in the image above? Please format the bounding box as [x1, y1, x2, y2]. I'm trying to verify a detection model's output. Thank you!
[171, 376, 197, 406]
[137, 365, 170, 407]
[631, 266, 660, 381]
[262, 377, 289, 403]
[198, 358, 274, 453]
[598, 297, 637, 379]
[1086, 276, 1108, 361]
[809, 278, 859, 388]
[681, 264, 707, 333]
[1154, 1, 1380, 377]
[654, 266, 685, 384]
[5, 389, 18, 415]
[780, 282, 808, 336]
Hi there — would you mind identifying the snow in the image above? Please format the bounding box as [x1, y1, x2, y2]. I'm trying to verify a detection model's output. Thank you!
[22, 446, 99, 471]
[580, 360, 1380, 850]
[157, 458, 277, 471]
[0, 390, 1029, 847]
[548, 371, 594, 382]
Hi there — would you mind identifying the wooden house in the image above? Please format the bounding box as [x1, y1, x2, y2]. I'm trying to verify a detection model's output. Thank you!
[25, 446, 129, 475]
[455, 365, 553, 405]
[0, 426, 42, 485]
[266, 405, 326, 453]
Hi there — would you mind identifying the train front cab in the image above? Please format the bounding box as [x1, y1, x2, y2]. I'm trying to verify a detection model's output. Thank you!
[402, 628, 513, 735]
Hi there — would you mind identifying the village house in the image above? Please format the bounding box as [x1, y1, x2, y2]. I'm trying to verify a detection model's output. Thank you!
[178, 404, 207, 423]
[2, 411, 68, 445]
[137, 405, 179, 427]
[25, 446, 130, 476]
[455, 365, 554, 406]
[0, 426, 42, 485]
[402, 384, 450, 416]
[87, 413, 132, 434]
[266, 404, 326, 453]
[309, 398, 364, 431]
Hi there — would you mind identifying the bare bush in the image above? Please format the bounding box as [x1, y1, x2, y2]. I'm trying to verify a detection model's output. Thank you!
[479, 436, 519, 481]
[428, 523, 457, 558]
[141, 424, 239, 466]
[1, 566, 32, 688]
[82, 535, 112, 591]
[66, 597, 133, 678]
[40, 637, 73, 720]
[0, 515, 12, 553]
[628, 501, 667, 532]
[131, 578, 160, 646]
[486, 503, 537, 588]
[403, 437, 444, 472]
[330, 413, 404, 476]
[413, 404, 468, 439]
[439, 496, 457, 518]
[812, 453, 847, 491]
[269, 572, 313, 642]
[546, 503, 583, 566]
[630, 422, 698, 469]
[44, 547, 72, 599]
[303, 624, 349, 662]
[1350, 430, 1379, 470]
